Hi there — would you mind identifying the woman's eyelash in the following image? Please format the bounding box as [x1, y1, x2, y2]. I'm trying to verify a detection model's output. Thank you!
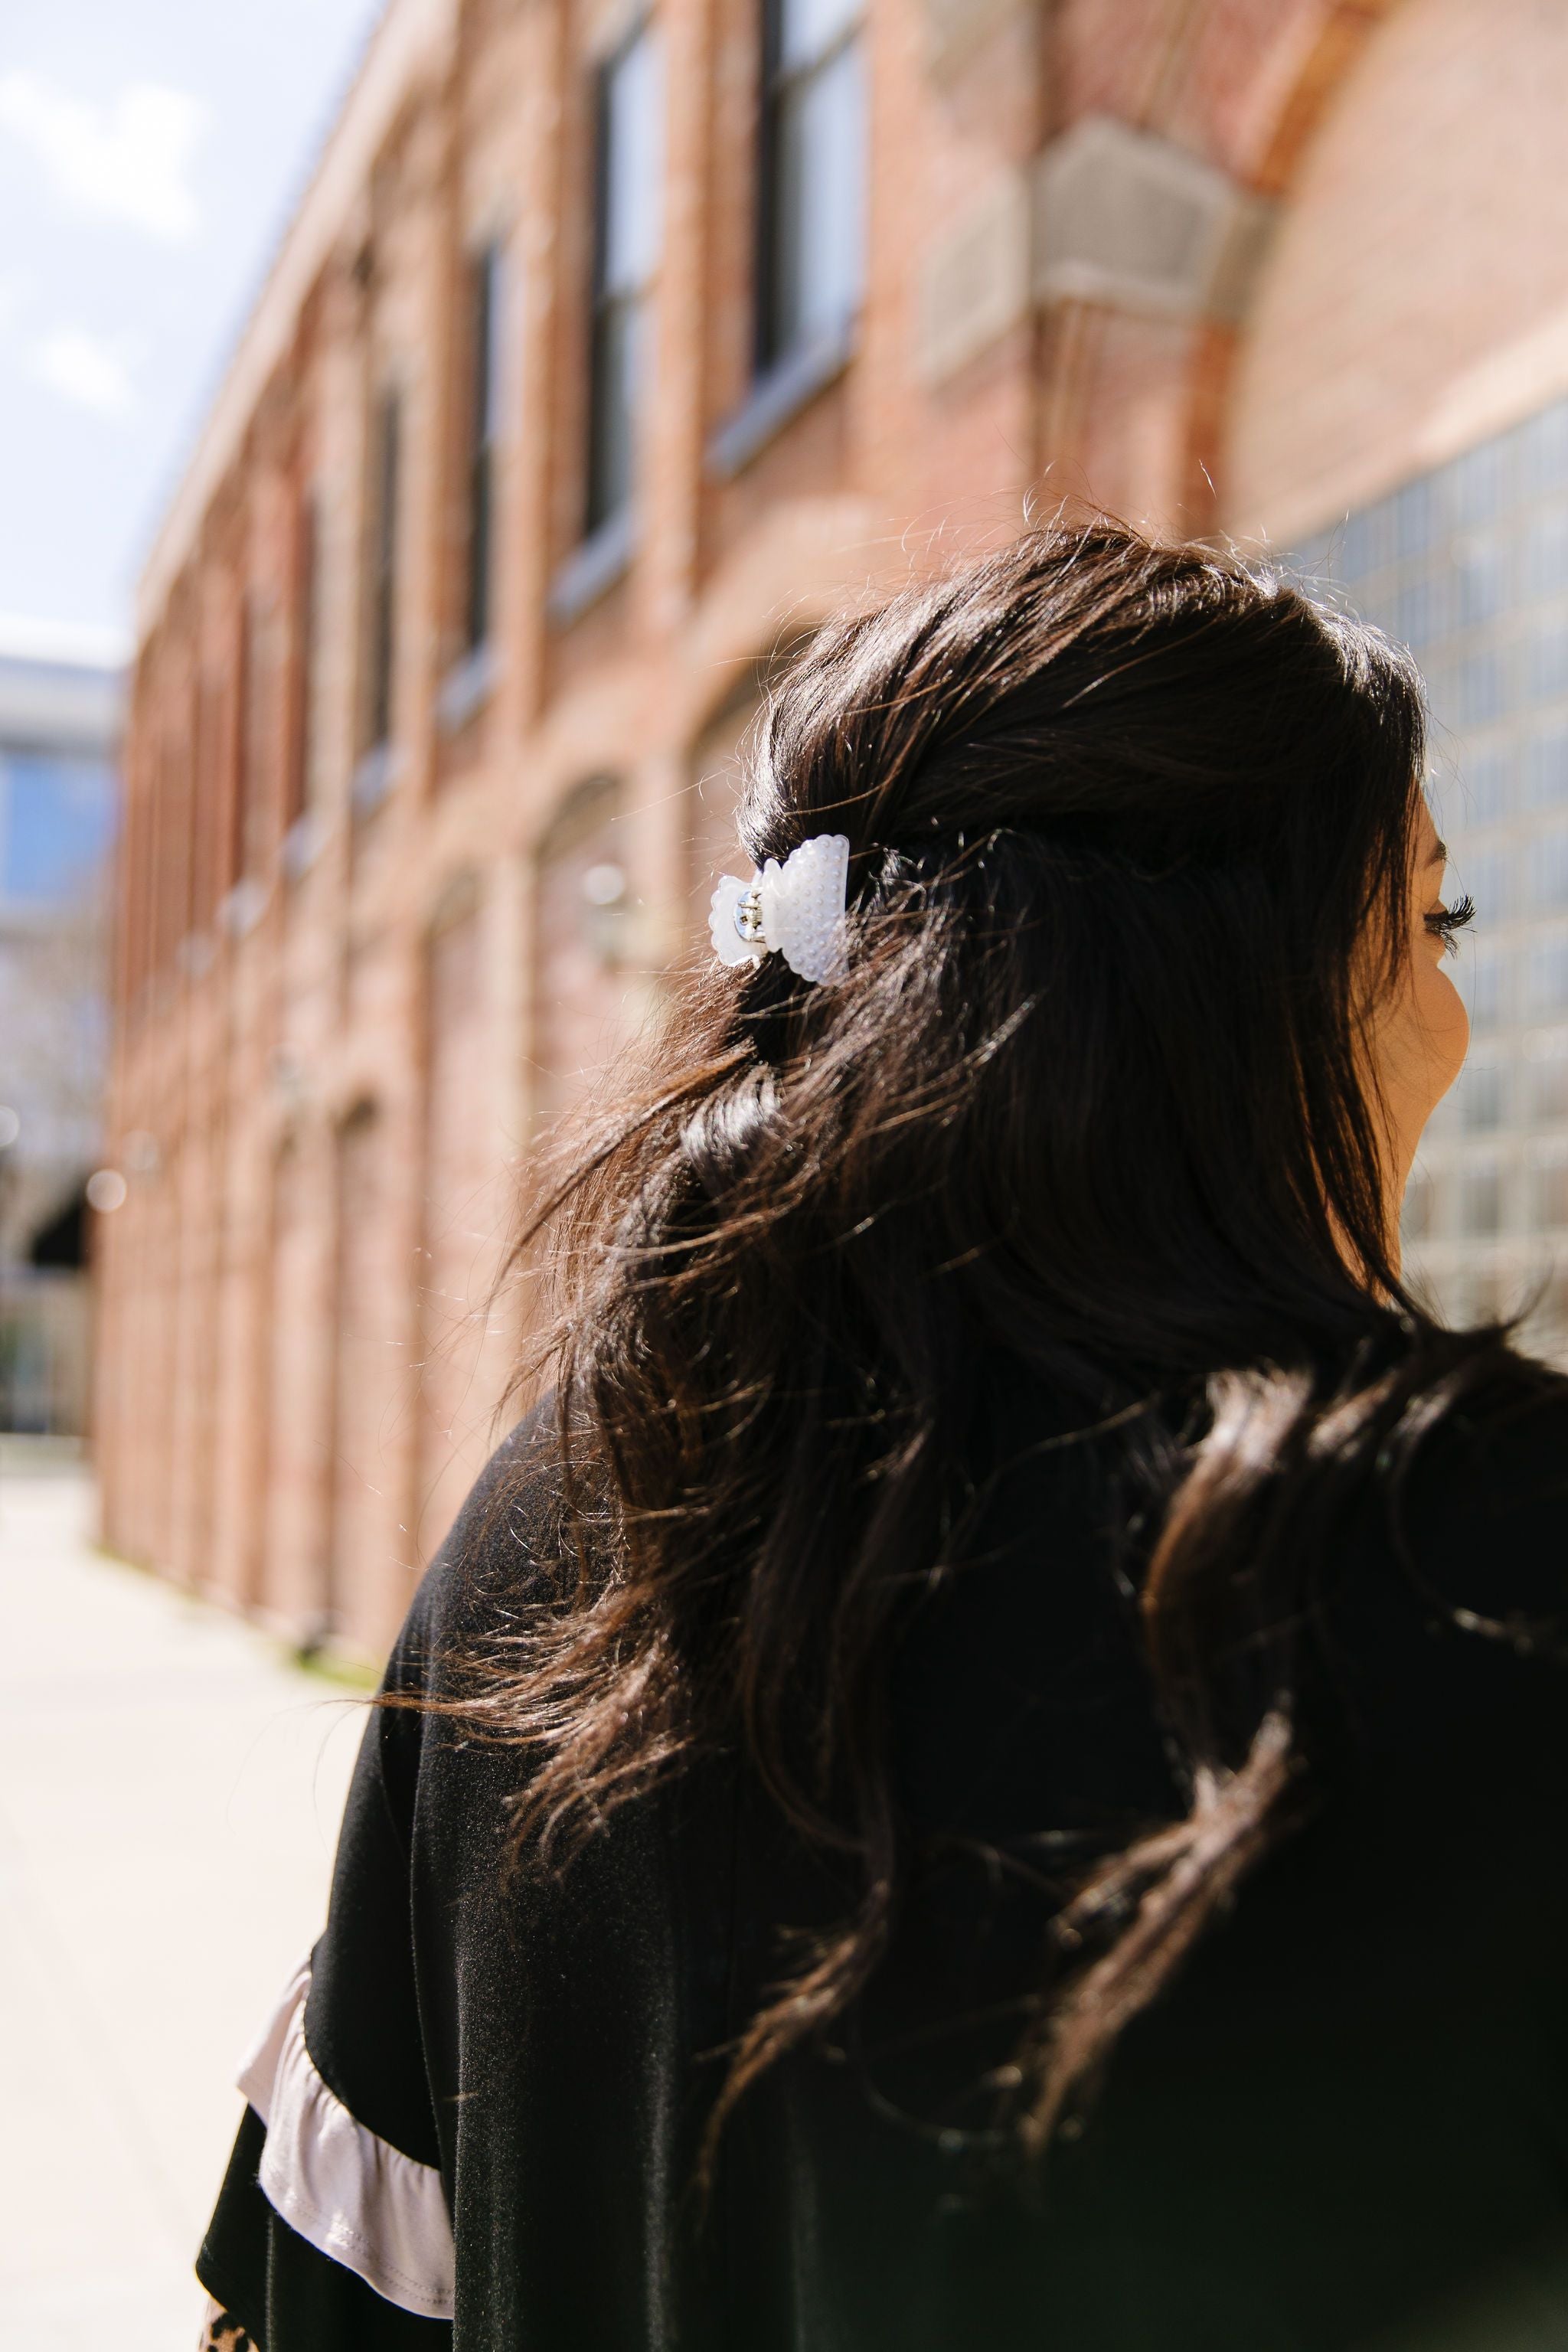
[1426, 892, 1476, 954]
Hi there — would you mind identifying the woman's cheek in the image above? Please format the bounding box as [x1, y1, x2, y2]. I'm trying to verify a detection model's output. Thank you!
[1417, 954, 1470, 1099]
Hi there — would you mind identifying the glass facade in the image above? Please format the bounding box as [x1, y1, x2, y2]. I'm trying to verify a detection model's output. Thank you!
[760, 0, 864, 370]
[0, 747, 116, 906]
[1294, 392, 1568, 1351]
[0, 670, 119, 1436]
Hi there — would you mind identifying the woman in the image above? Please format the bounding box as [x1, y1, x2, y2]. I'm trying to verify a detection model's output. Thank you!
[198, 521, 1568, 2352]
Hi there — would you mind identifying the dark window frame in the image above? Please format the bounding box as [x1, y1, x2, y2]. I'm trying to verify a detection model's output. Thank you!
[755, 0, 863, 377]
[227, 596, 253, 890]
[285, 491, 318, 833]
[463, 246, 501, 654]
[364, 387, 403, 757]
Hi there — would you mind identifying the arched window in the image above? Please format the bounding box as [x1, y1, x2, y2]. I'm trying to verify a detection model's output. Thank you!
[264, 1130, 332, 1637]
[419, 874, 507, 1558]
[328, 1099, 407, 1653]
[531, 776, 632, 1125]
[687, 643, 812, 936]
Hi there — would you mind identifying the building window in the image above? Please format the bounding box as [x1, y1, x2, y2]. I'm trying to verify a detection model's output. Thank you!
[1468, 747, 1512, 823]
[586, 26, 662, 538]
[757, 0, 864, 374]
[286, 494, 318, 834]
[1535, 828, 1568, 912]
[224, 593, 276, 913]
[229, 599, 256, 887]
[155, 724, 185, 971]
[533, 776, 629, 1123]
[364, 389, 402, 756]
[1529, 1040, 1568, 1125]
[1459, 1162, 1502, 1237]
[1530, 935, 1568, 1018]
[1466, 847, 1512, 922]
[330, 1099, 385, 1640]
[1459, 1063, 1508, 1132]
[464, 247, 502, 652]
[194, 665, 224, 923]
[1468, 944, 1508, 1031]
[1531, 1151, 1568, 1231]
[1400, 1167, 1434, 1245]
[1527, 728, 1568, 808]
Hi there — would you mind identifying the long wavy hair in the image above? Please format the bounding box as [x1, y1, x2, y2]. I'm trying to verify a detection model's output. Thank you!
[456, 519, 1514, 2167]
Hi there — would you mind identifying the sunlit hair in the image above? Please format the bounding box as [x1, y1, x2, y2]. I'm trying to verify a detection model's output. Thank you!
[443, 518, 1522, 2174]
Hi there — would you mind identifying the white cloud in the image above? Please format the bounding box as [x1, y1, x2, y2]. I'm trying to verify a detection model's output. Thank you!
[0, 73, 206, 243]
[31, 327, 139, 416]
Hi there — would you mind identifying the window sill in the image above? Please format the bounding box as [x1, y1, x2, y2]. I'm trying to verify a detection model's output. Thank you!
[351, 742, 402, 817]
[217, 879, 268, 939]
[436, 640, 496, 735]
[547, 510, 635, 626]
[282, 811, 323, 882]
[175, 929, 217, 977]
[706, 324, 856, 480]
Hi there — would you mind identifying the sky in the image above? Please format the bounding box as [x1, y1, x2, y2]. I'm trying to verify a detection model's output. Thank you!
[0, 0, 385, 655]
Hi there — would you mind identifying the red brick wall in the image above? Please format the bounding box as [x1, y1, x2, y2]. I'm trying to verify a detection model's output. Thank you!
[106, 0, 1558, 1661]
[1227, 0, 1568, 543]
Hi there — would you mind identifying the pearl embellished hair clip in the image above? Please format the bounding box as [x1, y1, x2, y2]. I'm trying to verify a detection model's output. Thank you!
[708, 833, 851, 985]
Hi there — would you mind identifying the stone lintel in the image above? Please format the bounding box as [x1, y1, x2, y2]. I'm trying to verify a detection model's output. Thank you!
[1033, 113, 1276, 328]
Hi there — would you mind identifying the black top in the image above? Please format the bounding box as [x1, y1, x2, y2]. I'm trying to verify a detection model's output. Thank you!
[199, 1369, 1568, 2351]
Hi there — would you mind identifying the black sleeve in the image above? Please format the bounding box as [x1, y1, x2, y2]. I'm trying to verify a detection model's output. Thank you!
[194, 1411, 559, 2350]
[1396, 1368, 1568, 1621]
[198, 2109, 448, 2352]
[1318, 1363, 1568, 1793]
[1354, 1364, 1568, 1683]
[194, 1679, 452, 2349]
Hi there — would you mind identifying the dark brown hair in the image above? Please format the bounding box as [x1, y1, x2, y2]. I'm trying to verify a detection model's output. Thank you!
[456, 518, 1508, 2166]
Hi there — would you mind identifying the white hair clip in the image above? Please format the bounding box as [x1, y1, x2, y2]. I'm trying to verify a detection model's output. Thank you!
[708, 833, 851, 985]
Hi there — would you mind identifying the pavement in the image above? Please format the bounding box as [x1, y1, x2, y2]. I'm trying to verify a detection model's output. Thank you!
[0, 1465, 364, 2351]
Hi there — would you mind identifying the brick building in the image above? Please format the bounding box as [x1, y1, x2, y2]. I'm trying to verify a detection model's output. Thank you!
[100, 0, 1568, 1657]
[0, 626, 122, 1436]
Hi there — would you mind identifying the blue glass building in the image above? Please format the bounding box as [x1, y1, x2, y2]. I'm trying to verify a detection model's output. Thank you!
[1295, 393, 1568, 1354]
[0, 627, 122, 1432]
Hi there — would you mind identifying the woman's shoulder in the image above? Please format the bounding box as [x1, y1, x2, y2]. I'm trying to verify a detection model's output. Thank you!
[1382, 1351, 1568, 1623]
[1319, 1352, 1568, 1768]
[390, 1398, 568, 1696]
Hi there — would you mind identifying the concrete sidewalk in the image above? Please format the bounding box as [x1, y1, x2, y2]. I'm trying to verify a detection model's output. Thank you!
[0, 1471, 364, 2350]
